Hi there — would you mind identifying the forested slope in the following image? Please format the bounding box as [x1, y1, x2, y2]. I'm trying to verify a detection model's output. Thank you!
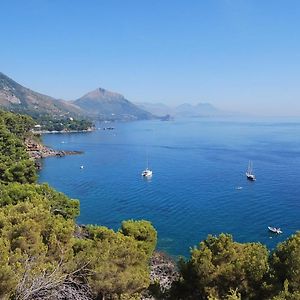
[0, 110, 157, 300]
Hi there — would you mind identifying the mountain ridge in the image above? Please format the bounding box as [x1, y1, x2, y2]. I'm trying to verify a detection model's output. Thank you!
[0, 72, 84, 118]
[73, 87, 153, 120]
[135, 101, 227, 117]
[0, 72, 154, 121]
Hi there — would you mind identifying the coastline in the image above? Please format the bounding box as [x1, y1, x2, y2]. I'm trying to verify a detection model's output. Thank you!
[25, 138, 83, 169]
[26, 128, 94, 164]
[35, 126, 176, 298]
[32, 127, 95, 134]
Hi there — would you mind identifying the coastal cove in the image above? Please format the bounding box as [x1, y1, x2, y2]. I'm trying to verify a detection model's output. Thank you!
[38, 118, 300, 257]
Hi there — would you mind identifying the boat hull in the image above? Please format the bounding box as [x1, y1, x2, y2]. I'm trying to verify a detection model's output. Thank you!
[268, 226, 282, 234]
[246, 173, 256, 181]
[141, 169, 153, 177]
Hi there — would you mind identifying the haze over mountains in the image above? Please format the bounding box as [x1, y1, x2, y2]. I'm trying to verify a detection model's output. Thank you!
[136, 102, 226, 118]
[0, 72, 228, 121]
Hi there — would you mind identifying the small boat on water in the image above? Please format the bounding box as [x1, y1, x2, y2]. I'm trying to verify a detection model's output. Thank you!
[80, 165, 84, 169]
[246, 161, 256, 181]
[142, 152, 152, 177]
[268, 226, 282, 234]
[141, 168, 153, 177]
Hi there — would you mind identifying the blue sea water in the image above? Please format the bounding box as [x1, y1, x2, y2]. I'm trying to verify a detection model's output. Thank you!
[38, 118, 300, 257]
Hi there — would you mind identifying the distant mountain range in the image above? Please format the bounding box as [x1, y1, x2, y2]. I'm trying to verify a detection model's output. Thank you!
[136, 102, 227, 117]
[0, 72, 153, 121]
[0, 72, 230, 122]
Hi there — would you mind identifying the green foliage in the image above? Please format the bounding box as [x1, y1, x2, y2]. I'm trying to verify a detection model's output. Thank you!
[32, 114, 93, 132]
[171, 234, 269, 300]
[0, 109, 155, 299]
[271, 280, 300, 299]
[0, 110, 37, 184]
[0, 110, 36, 138]
[208, 289, 241, 300]
[272, 291, 300, 300]
[270, 231, 300, 294]
[0, 190, 76, 298]
[226, 289, 242, 300]
[0, 182, 80, 219]
[2, 160, 37, 184]
[120, 219, 157, 257]
[0, 237, 18, 297]
[0, 109, 157, 300]
[73, 227, 151, 299]
[4, 109, 300, 300]
[0, 182, 154, 299]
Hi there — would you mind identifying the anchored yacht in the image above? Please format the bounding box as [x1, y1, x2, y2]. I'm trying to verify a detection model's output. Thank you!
[246, 161, 256, 181]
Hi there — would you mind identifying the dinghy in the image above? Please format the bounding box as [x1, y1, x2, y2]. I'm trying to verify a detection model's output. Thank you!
[268, 226, 282, 234]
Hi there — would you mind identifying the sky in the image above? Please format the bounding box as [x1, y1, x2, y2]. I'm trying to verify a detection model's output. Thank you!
[1, 0, 300, 116]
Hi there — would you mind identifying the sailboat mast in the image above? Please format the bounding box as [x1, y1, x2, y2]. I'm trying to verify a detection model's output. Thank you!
[146, 149, 149, 169]
[248, 161, 253, 175]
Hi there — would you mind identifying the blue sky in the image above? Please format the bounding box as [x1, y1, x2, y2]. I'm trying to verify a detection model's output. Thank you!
[1, 0, 300, 116]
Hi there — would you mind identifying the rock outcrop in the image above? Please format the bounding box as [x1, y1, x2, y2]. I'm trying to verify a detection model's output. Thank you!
[25, 138, 82, 169]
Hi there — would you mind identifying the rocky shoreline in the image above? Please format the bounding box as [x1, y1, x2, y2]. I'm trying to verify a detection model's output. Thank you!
[25, 138, 82, 168]
[29, 139, 178, 299]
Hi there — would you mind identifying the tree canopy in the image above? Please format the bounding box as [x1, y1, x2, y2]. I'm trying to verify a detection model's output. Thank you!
[0, 110, 157, 299]
[170, 234, 269, 300]
[0, 110, 36, 184]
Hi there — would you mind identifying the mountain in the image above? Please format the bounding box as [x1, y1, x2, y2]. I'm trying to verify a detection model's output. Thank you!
[135, 102, 172, 117]
[136, 102, 225, 118]
[0, 72, 226, 121]
[0, 72, 154, 121]
[73, 88, 153, 121]
[0, 72, 83, 118]
[174, 102, 222, 117]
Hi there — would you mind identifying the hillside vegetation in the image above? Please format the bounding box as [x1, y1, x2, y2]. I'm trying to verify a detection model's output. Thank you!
[0, 110, 157, 300]
[0, 73, 83, 118]
[1, 110, 300, 300]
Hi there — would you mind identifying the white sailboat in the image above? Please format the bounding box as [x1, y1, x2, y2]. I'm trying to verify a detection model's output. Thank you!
[141, 168, 153, 177]
[246, 161, 256, 181]
[141, 155, 153, 177]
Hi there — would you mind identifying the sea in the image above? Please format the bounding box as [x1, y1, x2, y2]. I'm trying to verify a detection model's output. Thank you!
[38, 117, 300, 257]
